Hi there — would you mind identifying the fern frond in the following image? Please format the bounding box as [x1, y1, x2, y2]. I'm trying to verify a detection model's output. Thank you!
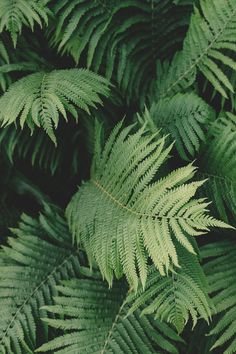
[198, 112, 236, 222]
[201, 240, 236, 354]
[127, 244, 212, 333]
[37, 270, 183, 354]
[143, 92, 214, 160]
[66, 122, 230, 290]
[157, 0, 236, 99]
[0, 0, 51, 46]
[0, 38, 12, 91]
[0, 124, 81, 175]
[0, 69, 110, 144]
[50, 0, 191, 101]
[0, 204, 80, 353]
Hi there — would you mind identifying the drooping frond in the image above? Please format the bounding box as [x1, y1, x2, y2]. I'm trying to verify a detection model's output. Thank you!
[142, 92, 214, 160]
[0, 204, 80, 353]
[66, 122, 230, 290]
[127, 244, 212, 333]
[37, 269, 183, 354]
[50, 0, 191, 101]
[0, 124, 81, 176]
[157, 0, 236, 99]
[0, 0, 51, 46]
[198, 112, 236, 223]
[0, 69, 110, 144]
[201, 240, 236, 354]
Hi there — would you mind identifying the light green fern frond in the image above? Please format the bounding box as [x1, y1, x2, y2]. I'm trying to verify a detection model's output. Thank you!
[142, 92, 214, 160]
[37, 269, 183, 354]
[199, 112, 236, 222]
[127, 244, 212, 333]
[0, 0, 51, 46]
[0, 69, 110, 144]
[66, 122, 230, 290]
[157, 0, 236, 99]
[201, 240, 236, 354]
[0, 204, 80, 353]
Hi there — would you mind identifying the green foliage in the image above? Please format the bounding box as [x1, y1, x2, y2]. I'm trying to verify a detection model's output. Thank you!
[0, 69, 110, 144]
[199, 112, 236, 223]
[0, 125, 81, 175]
[157, 0, 236, 99]
[66, 122, 230, 290]
[0, 0, 235, 352]
[37, 270, 183, 354]
[50, 0, 191, 101]
[0, 205, 80, 353]
[202, 240, 236, 354]
[0, 0, 50, 46]
[127, 245, 212, 333]
[141, 92, 214, 160]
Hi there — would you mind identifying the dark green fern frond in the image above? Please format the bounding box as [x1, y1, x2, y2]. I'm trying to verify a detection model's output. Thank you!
[0, 0, 51, 46]
[157, 0, 236, 99]
[0, 124, 81, 176]
[66, 122, 230, 290]
[0, 204, 80, 353]
[127, 244, 212, 333]
[201, 240, 236, 354]
[142, 92, 214, 160]
[50, 0, 191, 102]
[0, 69, 110, 144]
[37, 269, 183, 354]
[198, 112, 236, 223]
[0, 38, 12, 92]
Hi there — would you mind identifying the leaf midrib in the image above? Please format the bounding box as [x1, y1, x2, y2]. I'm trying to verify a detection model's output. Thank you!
[0, 252, 77, 346]
[92, 179, 200, 221]
[161, 6, 236, 98]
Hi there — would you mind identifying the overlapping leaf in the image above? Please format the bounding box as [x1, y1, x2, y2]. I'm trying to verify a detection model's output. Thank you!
[199, 112, 236, 223]
[0, 205, 80, 353]
[127, 244, 212, 333]
[37, 270, 183, 354]
[0, 69, 110, 144]
[66, 122, 229, 290]
[157, 0, 236, 99]
[144, 92, 214, 160]
[202, 240, 236, 354]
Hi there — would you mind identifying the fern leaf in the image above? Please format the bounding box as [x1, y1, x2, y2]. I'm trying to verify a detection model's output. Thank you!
[0, 124, 81, 176]
[0, 204, 80, 353]
[0, 69, 110, 144]
[143, 92, 214, 160]
[0, 0, 51, 46]
[127, 244, 212, 333]
[201, 240, 236, 354]
[66, 123, 230, 290]
[157, 0, 236, 99]
[36, 270, 183, 354]
[50, 0, 191, 102]
[198, 112, 236, 222]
